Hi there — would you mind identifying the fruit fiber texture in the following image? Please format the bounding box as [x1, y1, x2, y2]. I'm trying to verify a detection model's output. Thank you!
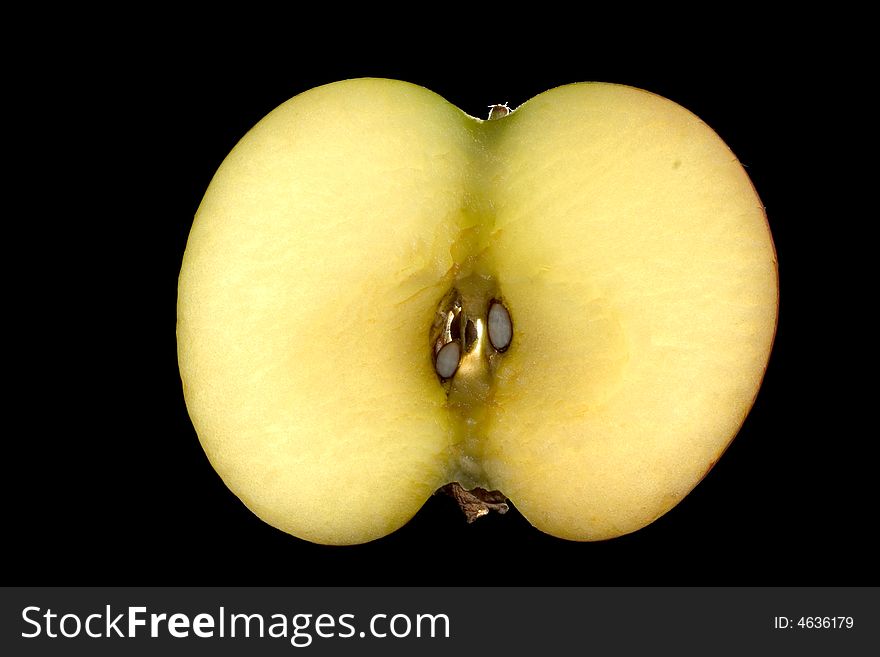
[178, 79, 777, 544]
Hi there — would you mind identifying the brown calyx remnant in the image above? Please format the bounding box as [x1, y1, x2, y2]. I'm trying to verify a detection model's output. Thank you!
[439, 482, 509, 522]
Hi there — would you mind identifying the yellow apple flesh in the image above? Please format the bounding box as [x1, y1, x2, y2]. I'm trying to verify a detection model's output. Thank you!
[177, 79, 778, 544]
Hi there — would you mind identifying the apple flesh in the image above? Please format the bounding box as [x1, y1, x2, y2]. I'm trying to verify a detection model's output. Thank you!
[177, 79, 778, 544]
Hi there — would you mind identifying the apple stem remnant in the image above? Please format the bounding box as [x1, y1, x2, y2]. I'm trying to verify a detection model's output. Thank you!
[487, 103, 510, 120]
[439, 483, 509, 522]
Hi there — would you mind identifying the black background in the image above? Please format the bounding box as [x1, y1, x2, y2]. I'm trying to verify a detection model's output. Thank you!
[12, 27, 873, 586]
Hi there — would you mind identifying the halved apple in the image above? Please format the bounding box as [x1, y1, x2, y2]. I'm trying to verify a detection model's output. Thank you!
[177, 78, 778, 544]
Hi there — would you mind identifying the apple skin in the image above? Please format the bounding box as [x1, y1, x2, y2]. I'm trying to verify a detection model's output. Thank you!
[178, 78, 778, 545]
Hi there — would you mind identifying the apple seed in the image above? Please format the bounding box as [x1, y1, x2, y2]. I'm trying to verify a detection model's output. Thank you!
[487, 300, 513, 352]
[435, 340, 462, 379]
[464, 318, 478, 353]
